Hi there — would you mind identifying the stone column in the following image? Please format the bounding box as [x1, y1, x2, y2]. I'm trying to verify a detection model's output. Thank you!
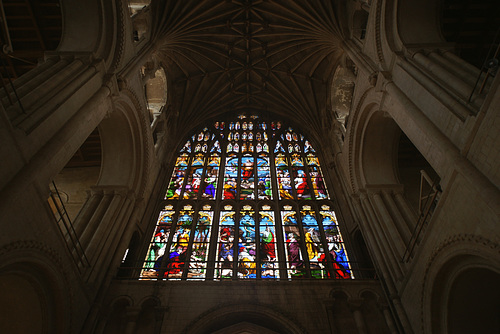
[384, 81, 500, 216]
[397, 56, 472, 120]
[360, 193, 402, 282]
[393, 192, 417, 232]
[381, 190, 411, 244]
[381, 305, 399, 334]
[124, 308, 140, 334]
[349, 301, 368, 334]
[413, 51, 473, 99]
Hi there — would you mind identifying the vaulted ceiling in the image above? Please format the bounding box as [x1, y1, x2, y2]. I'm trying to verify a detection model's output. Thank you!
[152, 0, 344, 137]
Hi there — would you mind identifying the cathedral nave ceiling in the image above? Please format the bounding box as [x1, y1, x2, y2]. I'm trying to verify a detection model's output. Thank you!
[152, 0, 344, 135]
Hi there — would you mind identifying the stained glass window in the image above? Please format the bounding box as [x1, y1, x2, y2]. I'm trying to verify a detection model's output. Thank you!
[141, 114, 353, 280]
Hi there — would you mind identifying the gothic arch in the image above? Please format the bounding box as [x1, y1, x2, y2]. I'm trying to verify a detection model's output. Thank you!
[183, 303, 306, 334]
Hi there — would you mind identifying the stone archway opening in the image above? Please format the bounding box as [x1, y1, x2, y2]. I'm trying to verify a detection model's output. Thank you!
[446, 267, 500, 333]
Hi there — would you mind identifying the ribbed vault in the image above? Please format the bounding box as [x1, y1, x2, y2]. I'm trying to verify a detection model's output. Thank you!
[151, 0, 344, 138]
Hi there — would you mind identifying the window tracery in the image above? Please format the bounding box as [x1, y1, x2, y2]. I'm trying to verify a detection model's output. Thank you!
[141, 114, 353, 280]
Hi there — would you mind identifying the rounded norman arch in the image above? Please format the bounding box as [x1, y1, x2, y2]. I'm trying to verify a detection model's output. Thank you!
[422, 236, 500, 333]
[0, 243, 72, 334]
[183, 303, 306, 334]
[98, 92, 151, 195]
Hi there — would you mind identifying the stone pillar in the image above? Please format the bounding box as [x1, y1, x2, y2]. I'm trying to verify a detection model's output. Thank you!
[90, 193, 135, 285]
[79, 188, 114, 251]
[397, 56, 472, 120]
[381, 189, 411, 244]
[124, 308, 140, 334]
[393, 192, 417, 232]
[4, 53, 106, 132]
[384, 81, 500, 216]
[427, 51, 476, 86]
[86, 187, 128, 262]
[440, 50, 481, 78]
[369, 191, 406, 257]
[349, 301, 368, 334]
[381, 305, 399, 334]
[360, 193, 402, 282]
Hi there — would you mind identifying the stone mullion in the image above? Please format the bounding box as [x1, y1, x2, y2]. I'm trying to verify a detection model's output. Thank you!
[269, 149, 288, 279]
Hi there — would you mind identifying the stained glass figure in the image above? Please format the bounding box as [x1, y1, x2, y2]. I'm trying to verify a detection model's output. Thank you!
[142, 209, 174, 277]
[201, 155, 220, 199]
[188, 209, 213, 279]
[223, 155, 238, 199]
[257, 156, 272, 200]
[274, 140, 284, 153]
[210, 140, 221, 153]
[166, 206, 194, 279]
[301, 206, 326, 279]
[320, 209, 352, 279]
[165, 155, 189, 199]
[180, 140, 191, 153]
[276, 154, 293, 200]
[260, 209, 278, 278]
[239, 155, 255, 200]
[217, 209, 236, 278]
[292, 167, 311, 199]
[282, 209, 305, 278]
[238, 206, 256, 278]
[310, 166, 328, 199]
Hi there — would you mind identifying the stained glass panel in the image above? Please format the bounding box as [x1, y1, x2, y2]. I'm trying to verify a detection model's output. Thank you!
[217, 209, 236, 278]
[238, 206, 256, 278]
[260, 209, 278, 278]
[144, 114, 353, 281]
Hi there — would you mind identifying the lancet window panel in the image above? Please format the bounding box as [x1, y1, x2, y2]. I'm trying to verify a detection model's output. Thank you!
[141, 114, 353, 280]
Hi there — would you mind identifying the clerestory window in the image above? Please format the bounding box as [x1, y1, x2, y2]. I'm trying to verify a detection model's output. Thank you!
[141, 114, 353, 280]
